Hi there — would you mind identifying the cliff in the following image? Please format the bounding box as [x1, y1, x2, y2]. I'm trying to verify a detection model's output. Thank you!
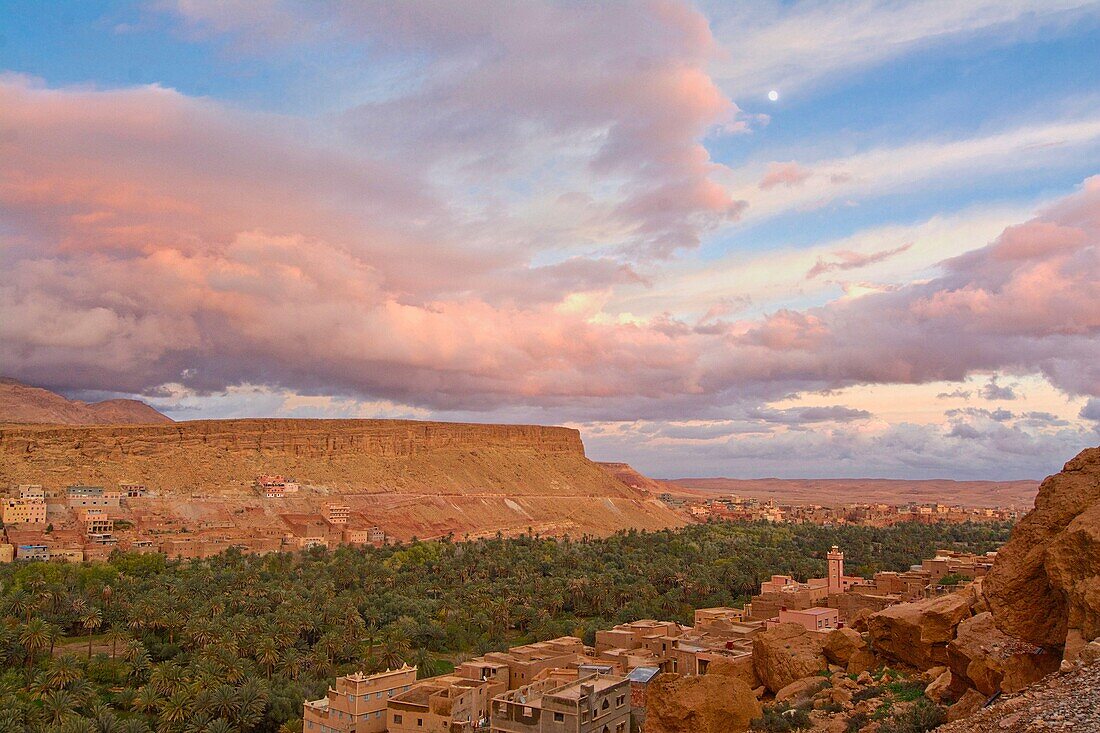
[0, 378, 172, 425]
[984, 445, 1100, 657]
[0, 418, 685, 538]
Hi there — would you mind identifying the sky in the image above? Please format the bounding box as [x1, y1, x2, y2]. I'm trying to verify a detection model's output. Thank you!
[1, 1, 1099, 481]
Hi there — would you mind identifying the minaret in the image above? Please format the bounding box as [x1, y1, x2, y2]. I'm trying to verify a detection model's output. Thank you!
[827, 545, 844, 594]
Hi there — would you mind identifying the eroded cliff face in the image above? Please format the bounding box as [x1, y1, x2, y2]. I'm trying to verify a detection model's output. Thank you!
[0, 419, 608, 493]
[983, 445, 1100, 655]
[0, 418, 688, 537]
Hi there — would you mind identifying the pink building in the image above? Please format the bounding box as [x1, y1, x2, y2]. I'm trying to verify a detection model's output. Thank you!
[771, 606, 839, 632]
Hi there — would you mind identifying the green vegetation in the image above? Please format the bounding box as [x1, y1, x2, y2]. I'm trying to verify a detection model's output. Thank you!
[885, 679, 927, 702]
[877, 700, 946, 733]
[751, 701, 813, 731]
[0, 520, 1009, 732]
[937, 573, 967, 586]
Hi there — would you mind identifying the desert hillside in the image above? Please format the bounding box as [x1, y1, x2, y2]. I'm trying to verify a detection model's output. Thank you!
[0, 418, 685, 538]
[667, 476, 1039, 508]
[0, 377, 172, 425]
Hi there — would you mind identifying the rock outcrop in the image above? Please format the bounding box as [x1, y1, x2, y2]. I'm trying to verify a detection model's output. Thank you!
[822, 627, 866, 666]
[947, 612, 1061, 695]
[752, 623, 828, 694]
[984, 446, 1100, 655]
[705, 655, 759, 688]
[867, 588, 977, 668]
[645, 671, 762, 733]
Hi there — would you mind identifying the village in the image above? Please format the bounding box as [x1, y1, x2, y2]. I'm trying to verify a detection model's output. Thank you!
[660, 494, 1021, 527]
[0, 473, 1019, 565]
[0, 477, 388, 563]
[301, 543, 997, 733]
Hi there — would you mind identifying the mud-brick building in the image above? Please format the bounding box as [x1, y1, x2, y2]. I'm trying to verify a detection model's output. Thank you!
[490, 672, 630, 733]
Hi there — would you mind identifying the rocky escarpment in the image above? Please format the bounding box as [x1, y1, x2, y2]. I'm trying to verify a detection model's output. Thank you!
[983, 445, 1100, 659]
[0, 419, 626, 495]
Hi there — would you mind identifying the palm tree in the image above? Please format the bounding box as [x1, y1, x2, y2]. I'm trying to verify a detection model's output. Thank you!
[205, 719, 237, 733]
[412, 647, 442, 679]
[58, 717, 97, 733]
[44, 654, 83, 689]
[131, 685, 162, 716]
[379, 633, 410, 670]
[253, 638, 280, 679]
[40, 688, 78, 726]
[120, 720, 152, 733]
[6, 589, 35, 624]
[89, 703, 121, 733]
[80, 607, 103, 659]
[105, 627, 129, 658]
[158, 690, 192, 726]
[207, 684, 240, 722]
[18, 618, 54, 670]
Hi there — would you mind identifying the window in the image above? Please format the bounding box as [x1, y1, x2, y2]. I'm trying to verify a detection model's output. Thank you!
[417, 718, 423, 726]
[554, 713, 564, 722]
[394, 715, 403, 724]
[602, 699, 610, 711]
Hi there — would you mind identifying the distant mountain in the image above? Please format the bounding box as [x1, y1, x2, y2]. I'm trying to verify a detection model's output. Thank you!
[0, 378, 172, 425]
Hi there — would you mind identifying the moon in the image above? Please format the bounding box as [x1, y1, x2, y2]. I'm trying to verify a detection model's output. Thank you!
[768, 90, 779, 102]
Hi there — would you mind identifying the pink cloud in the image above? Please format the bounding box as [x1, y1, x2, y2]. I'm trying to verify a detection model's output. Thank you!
[759, 161, 813, 190]
[2, 48, 1099, 419]
[806, 242, 913, 279]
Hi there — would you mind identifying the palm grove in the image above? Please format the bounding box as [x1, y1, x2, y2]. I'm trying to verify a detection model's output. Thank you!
[0, 520, 1011, 733]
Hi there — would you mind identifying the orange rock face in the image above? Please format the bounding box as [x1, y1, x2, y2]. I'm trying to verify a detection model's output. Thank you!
[645, 672, 761, 733]
[0, 418, 686, 539]
[751, 623, 828, 694]
[984, 445, 1100, 650]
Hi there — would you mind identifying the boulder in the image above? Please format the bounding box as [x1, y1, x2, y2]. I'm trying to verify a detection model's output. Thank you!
[645, 672, 762, 733]
[848, 608, 872, 632]
[984, 446, 1100, 650]
[866, 590, 976, 668]
[846, 649, 877, 675]
[945, 688, 987, 722]
[923, 668, 968, 704]
[946, 612, 1061, 695]
[752, 623, 829, 694]
[1078, 639, 1100, 665]
[706, 654, 759, 688]
[775, 675, 827, 703]
[823, 627, 866, 665]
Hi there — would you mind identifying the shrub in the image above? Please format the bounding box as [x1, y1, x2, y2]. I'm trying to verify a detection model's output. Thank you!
[751, 702, 813, 732]
[845, 712, 870, 733]
[852, 685, 882, 702]
[886, 680, 926, 702]
[878, 700, 945, 733]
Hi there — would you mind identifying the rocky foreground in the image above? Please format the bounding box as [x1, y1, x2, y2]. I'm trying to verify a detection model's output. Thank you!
[645, 445, 1100, 732]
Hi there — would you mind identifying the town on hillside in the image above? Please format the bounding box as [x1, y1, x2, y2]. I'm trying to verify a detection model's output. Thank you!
[1, 476, 1016, 564]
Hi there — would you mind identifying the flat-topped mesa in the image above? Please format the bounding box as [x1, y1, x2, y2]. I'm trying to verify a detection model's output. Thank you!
[0, 418, 586, 456]
[0, 418, 629, 499]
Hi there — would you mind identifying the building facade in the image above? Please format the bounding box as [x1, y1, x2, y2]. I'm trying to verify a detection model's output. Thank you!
[2, 497, 46, 525]
[490, 673, 630, 733]
[387, 675, 493, 733]
[304, 667, 418, 733]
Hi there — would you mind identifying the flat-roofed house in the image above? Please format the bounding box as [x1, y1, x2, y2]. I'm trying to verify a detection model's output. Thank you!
[304, 667, 418, 733]
[3, 497, 46, 525]
[490, 672, 630, 733]
[387, 675, 493, 733]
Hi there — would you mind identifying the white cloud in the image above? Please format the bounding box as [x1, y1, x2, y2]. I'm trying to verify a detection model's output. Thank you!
[706, 0, 1100, 98]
